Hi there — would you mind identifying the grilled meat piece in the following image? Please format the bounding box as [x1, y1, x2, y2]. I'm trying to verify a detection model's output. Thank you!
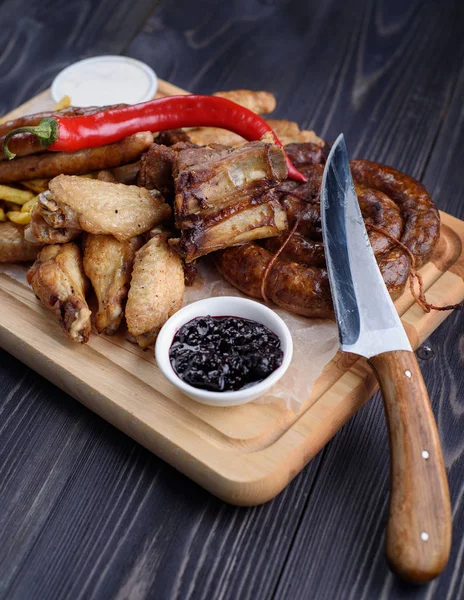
[137, 144, 177, 196]
[171, 195, 287, 262]
[173, 140, 287, 221]
[170, 141, 288, 262]
[182, 260, 197, 286]
[137, 140, 198, 198]
[155, 129, 192, 146]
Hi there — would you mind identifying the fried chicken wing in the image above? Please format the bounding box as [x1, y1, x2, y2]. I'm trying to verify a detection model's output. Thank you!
[83, 234, 142, 335]
[39, 176, 171, 242]
[126, 234, 185, 348]
[0, 220, 43, 262]
[25, 199, 80, 244]
[26, 243, 91, 343]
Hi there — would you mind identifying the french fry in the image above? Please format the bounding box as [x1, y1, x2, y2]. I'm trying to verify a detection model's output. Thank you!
[21, 178, 50, 194]
[0, 184, 35, 205]
[0, 208, 6, 221]
[21, 196, 39, 212]
[7, 210, 31, 225]
[54, 95, 71, 111]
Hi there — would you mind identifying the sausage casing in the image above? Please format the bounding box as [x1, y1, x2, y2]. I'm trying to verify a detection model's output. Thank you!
[215, 145, 440, 318]
[0, 132, 153, 182]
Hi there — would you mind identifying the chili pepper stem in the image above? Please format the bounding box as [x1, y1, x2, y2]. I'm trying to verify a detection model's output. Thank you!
[3, 118, 59, 160]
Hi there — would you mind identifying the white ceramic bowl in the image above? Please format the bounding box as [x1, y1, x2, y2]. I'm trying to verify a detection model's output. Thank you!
[155, 297, 293, 407]
[51, 55, 158, 107]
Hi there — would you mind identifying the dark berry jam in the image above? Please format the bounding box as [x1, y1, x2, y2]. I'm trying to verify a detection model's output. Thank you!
[169, 315, 283, 392]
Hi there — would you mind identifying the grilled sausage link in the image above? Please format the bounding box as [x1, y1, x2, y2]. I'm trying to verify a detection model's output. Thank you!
[0, 132, 153, 182]
[215, 243, 333, 317]
[215, 144, 440, 317]
[350, 160, 440, 268]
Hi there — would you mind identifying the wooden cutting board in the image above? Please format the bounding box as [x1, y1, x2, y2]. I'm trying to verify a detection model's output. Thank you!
[1, 80, 463, 506]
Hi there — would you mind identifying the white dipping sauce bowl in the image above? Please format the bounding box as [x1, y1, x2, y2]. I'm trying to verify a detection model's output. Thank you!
[51, 55, 158, 107]
[155, 297, 293, 407]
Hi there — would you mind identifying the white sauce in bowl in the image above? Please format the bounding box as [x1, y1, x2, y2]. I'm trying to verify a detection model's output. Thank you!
[51, 55, 158, 106]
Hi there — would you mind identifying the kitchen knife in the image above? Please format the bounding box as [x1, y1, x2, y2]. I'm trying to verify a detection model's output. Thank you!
[320, 134, 451, 583]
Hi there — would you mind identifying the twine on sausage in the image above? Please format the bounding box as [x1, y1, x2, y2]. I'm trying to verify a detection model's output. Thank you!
[260, 211, 304, 303]
[260, 217, 461, 313]
[365, 223, 462, 312]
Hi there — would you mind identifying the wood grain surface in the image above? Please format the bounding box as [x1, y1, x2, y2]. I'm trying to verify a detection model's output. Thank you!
[1, 1, 464, 599]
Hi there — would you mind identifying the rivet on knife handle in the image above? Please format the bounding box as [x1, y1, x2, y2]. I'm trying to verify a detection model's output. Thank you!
[369, 349, 452, 582]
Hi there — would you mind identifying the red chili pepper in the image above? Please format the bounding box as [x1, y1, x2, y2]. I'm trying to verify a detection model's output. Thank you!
[2, 95, 306, 182]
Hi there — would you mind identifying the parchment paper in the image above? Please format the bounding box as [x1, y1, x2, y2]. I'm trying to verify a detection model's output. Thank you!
[0, 260, 339, 413]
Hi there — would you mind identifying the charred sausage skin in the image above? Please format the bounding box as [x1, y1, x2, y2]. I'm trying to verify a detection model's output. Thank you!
[0, 132, 153, 182]
[215, 143, 440, 317]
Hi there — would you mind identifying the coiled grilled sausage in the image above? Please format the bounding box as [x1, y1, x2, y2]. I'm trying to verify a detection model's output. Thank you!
[215, 143, 440, 317]
[350, 160, 440, 268]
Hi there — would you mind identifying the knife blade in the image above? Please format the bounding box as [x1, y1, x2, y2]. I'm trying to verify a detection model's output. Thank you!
[320, 134, 411, 357]
[320, 134, 451, 583]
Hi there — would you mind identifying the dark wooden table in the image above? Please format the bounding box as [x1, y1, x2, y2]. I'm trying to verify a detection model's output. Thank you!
[1, 1, 463, 598]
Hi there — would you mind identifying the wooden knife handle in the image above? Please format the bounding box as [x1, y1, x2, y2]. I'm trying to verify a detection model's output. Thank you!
[368, 350, 451, 583]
